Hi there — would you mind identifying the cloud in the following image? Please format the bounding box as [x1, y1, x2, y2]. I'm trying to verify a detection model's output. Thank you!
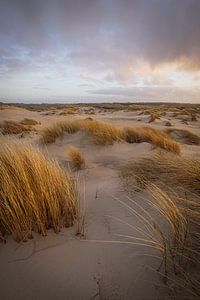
[88, 86, 200, 103]
[0, 0, 200, 101]
[1, 1, 200, 70]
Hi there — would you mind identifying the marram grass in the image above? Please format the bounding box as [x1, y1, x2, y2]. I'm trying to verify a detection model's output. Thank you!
[41, 118, 180, 154]
[0, 138, 78, 242]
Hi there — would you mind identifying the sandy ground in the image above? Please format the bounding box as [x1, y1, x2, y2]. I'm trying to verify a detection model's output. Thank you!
[0, 106, 200, 300]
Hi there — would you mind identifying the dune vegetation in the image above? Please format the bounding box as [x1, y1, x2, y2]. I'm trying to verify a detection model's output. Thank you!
[82, 119, 122, 145]
[119, 184, 200, 298]
[119, 150, 200, 298]
[0, 119, 39, 135]
[120, 152, 200, 195]
[41, 119, 180, 153]
[41, 120, 81, 143]
[122, 126, 180, 154]
[59, 106, 79, 115]
[68, 146, 85, 170]
[0, 138, 78, 242]
[0, 120, 31, 135]
[148, 112, 160, 123]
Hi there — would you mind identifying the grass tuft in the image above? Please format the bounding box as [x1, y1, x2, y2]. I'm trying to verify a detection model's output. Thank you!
[122, 127, 142, 143]
[122, 126, 180, 154]
[68, 146, 85, 170]
[41, 120, 80, 144]
[82, 119, 122, 145]
[0, 138, 78, 242]
[1, 120, 31, 135]
[148, 112, 160, 123]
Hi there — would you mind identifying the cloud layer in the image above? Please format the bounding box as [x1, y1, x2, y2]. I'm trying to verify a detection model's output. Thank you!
[0, 0, 200, 102]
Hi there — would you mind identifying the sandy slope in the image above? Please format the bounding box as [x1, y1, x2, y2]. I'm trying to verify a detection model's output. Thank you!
[0, 106, 200, 299]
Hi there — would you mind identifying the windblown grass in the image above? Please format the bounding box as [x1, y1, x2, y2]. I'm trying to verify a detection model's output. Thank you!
[117, 185, 200, 298]
[1, 120, 31, 135]
[122, 126, 180, 154]
[41, 120, 80, 143]
[139, 127, 180, 154]
[84, 120, 179, 150]
[0, 138, 78, 242]
[41, 119, 122, 145]
[120, 152, 200, 195]
[166, 128, 200, 145]
[68, 146, 85, 170]
[82, 119, 122, 145]
[41, 118, 180, 153]
[122, 127, 142, 143]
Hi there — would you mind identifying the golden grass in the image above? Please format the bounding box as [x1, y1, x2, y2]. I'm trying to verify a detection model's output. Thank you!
[120, 152, 200, 195]
[59, 107, 78, 115]
[122, 185, 200, 298]
[122, 127, 142, 143]
[166, 128, 200, 145]
[139, 127, 180, 154]
[42, 118, 122, 145]
[41, 120, 81, 143]
[0, 138, 78, 242]
[119, 169, 200, 297]
[41, 119, 180, 153]
[82, 119, 122, 145]
[122, 126, 180, 154]
[1, 120, 31, 135]
[68, 146, 85, 170]
[148, 112, 160, 123]
[20, 118, 40, 126]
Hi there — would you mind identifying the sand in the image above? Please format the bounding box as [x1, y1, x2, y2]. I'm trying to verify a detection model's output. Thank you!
[0, 105, 200, 299]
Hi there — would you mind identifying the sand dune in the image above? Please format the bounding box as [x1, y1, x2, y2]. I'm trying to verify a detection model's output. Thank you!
[0, 103, 200, 299]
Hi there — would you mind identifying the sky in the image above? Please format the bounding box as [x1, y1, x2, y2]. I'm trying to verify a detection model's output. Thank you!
[0, 0, 200, 103]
